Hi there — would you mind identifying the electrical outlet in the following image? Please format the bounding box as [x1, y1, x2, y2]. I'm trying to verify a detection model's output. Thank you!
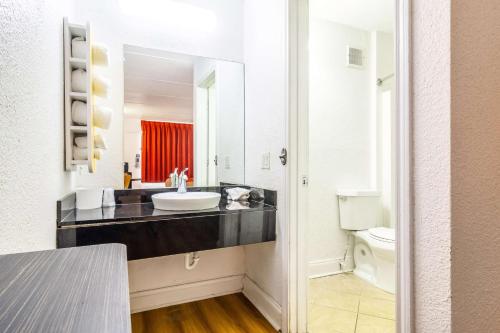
[261, 152, 271, 169]
[224, 156, 231, 169]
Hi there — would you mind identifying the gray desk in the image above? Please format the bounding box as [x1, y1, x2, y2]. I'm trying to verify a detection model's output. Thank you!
[0, 244, 131, 333]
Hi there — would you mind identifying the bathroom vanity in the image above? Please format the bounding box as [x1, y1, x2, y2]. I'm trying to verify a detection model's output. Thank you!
[0, 244, 131, 332]
[57, 186, 277, 261]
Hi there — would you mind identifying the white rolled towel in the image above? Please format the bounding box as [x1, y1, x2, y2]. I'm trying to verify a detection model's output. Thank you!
[93, 105, 112, 129]
[73, 146, 104, 160]
[71, 36, 87, 59]
[94, 148, 104, 160]
[71, 101, 87, 125]
[75, 134, 107, 149]
[92, 44, 109, 66]
[74, 136, 88, 148]
[72, 69, 87, 93]
[93, 76, 110, 98]
[94, 133, 107, 149]
[73, 146, 88, 160]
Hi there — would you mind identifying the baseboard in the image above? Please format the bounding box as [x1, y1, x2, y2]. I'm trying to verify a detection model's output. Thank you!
[308, 256, 353, 278]
[242, 276, 282, 331]
[130, 275, 244, 314]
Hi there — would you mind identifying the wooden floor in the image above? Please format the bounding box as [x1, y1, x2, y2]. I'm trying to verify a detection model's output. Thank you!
[131, 293, 277, 333]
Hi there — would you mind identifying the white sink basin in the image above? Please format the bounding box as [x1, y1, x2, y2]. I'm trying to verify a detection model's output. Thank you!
[152, 192, 221, 211]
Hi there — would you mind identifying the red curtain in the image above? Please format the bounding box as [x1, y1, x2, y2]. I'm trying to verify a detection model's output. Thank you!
[141, 121, 194, 183]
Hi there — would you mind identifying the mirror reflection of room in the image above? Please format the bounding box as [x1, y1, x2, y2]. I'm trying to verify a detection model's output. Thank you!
[122, 46, 245, 189]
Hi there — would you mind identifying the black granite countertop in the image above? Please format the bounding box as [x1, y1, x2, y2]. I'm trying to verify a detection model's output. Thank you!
[0, 244, 130, 333]
[57, 186, 277, 228]
[58, 200, 276, 227]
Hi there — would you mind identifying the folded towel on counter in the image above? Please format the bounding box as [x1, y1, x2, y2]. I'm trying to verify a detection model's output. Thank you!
[92, 44, 109, 66]
[93, 76, 110, 98]
[71, 101, 87, 125]
[226, 201, 250, 210]
[226, 187, 251, 201]
[93, 105, 112, 129]
[71, 69, 87, 93]
[71, 36, 87, 59]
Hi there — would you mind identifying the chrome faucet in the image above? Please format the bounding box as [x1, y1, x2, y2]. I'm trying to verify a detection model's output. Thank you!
[177, 168, 189, 193]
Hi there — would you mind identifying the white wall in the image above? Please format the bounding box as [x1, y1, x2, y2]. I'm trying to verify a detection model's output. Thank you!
[413, 0, 451, 331]
[243, 0, 287, 312]
[372, 31, 395, 228]
[129, 248, 245, 312]
[307, 20, 374, 275]
[0, 0, 74, 254]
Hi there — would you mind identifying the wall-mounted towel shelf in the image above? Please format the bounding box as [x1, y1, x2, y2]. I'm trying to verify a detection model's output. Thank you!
[64, 17, 95, 172]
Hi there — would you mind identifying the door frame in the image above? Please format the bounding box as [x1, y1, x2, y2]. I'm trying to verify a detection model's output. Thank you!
[285, 0, 413, 332]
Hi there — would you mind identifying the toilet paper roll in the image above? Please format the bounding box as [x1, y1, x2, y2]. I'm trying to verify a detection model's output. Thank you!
[72, 69, 87, 93]
[73, 146, 88, 160]
[94, 148, 104, 160]
[93, 76, 110, 98]
[92, 44, 109, 66]
[71, 36, 87, 59]
[74, 136, 87, 148]
[71, 101, 87, 125]
[94, 133, 107, 149]
[93, 105, 112, 129]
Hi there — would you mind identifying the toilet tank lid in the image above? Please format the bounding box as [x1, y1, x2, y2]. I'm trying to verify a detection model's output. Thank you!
[337, 189, 380, 197]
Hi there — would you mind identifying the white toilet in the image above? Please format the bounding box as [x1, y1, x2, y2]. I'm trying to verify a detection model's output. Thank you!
[337, 190, 395, 294]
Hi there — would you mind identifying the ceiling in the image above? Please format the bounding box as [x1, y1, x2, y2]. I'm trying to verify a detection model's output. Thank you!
[310, 0, 394, 33]
[123, 45, 195, 122]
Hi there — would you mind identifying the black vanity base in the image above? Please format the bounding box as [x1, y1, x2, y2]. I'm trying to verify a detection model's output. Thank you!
[57, 186, 277, 261]
[58, 209, 276, 260]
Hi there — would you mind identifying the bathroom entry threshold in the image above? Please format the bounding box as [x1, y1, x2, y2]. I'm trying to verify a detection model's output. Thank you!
[131, 293, 277, 333]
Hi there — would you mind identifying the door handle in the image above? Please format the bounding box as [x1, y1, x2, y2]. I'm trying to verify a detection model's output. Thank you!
[279, 148, 287, 165]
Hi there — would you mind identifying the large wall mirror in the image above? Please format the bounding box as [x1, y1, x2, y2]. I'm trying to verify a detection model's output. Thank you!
[122, 45, 245, 189]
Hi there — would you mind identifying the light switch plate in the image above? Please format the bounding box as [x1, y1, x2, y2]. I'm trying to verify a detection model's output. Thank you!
[225, 156, 231, 169]
[261, 152, 271, 169]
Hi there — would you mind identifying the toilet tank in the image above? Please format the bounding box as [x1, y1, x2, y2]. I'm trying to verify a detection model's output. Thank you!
[337, 190, 381, 231]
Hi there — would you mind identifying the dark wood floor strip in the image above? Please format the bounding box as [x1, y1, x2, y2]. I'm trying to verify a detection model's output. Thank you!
[131, 293, 276, 333]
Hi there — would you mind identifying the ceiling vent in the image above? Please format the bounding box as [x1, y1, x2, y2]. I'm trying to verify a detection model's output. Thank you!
[346, 46, 363, 68]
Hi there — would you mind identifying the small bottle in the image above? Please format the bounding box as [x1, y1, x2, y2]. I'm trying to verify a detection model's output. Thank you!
[170, 168, 179, 188]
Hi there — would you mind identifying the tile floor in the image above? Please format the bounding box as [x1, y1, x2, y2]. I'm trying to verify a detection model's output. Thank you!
[308, 273, 395, 333]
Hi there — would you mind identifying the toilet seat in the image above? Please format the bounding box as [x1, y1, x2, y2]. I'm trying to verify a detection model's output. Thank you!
[368, 227, 395, 243]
